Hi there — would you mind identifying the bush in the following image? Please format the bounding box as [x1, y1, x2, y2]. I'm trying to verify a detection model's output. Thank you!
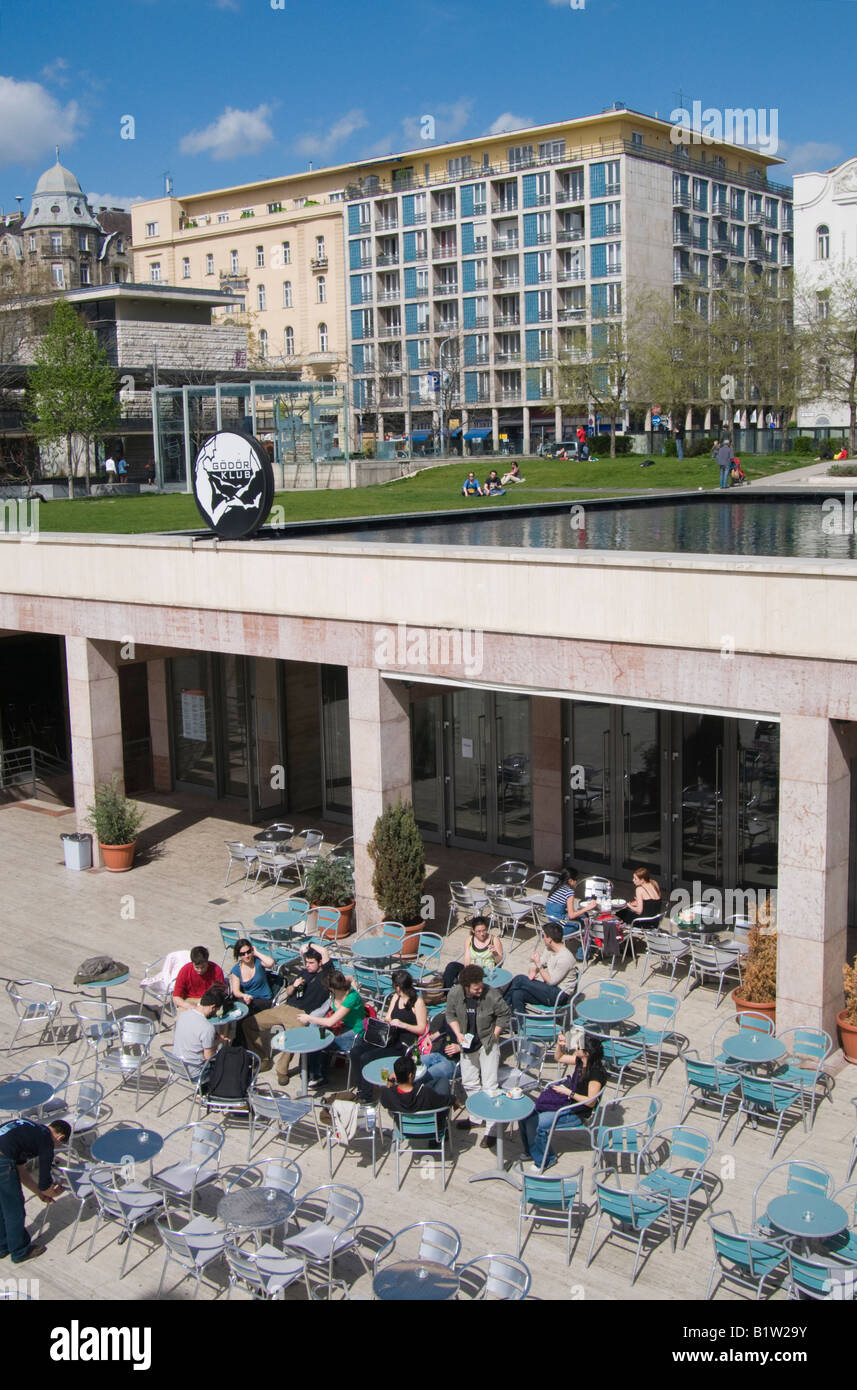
[663, 438, 678, 457]
[86, 775, 144, 846]
[602, 434, 633, 455]
[791, 436, 817, 456]
[304, 856, 355, 908]
[843, 952, 857, 1026]
[828, 464, 857, 476]
[740, 924, 777, 1004]
[687, 437, 718, 457]
[367, 801, 425, 925]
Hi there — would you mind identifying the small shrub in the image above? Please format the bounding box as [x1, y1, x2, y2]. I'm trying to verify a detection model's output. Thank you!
[304, 856, 355, 908]
[663, 438, 678, 457]
[687, 437, 718, 457]
[368, 801, 425, 925]
[843, 953, 857, 1025]
[828, 464, 857, 476]
[790, 436, 817, 456]
[86, 775, 144, 846]
[740, 923, 777, 1004]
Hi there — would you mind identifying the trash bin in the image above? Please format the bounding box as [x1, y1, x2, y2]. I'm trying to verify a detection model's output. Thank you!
[61, 832, 92, 871]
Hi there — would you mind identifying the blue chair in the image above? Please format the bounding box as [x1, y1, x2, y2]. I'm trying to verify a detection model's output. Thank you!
[787, 1250, 857, 1300]
[638, 1125, 713, 1249]
[351, 964, 392, 1004]
[390, 1108, 454, 1191]
[626, 991, 681, 1081]
[772, 1027, 833, 1124]
[526, 1093, 604, 1173]
[512, 1003, 569, 1050]
[678, 1051, 742, 1138]
[313, 907, 343, 944]
[219, 921, 242, 954]
[586, 1170, 673, 1286]
[732, 1075, 807, 1158]
[827, 1183, 857, 1264]
[591, 1094, 661, 1176]
[411, 933, 443, 979]
[710, 1010, 775, 1064]
[599, 1034, 651, 1097]
[516, 1164, 586, 1265]
[751, 1160, 834, 1236]
[705, 1210, 790, 1299]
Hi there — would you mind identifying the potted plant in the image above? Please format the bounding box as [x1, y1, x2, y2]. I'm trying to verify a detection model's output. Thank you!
[303, 856, 355, 939]
[86, 774, 144, 872]
[732, 923, 777, 1025]
[367, 801, 426, 958]
[838, 953, 857, 1063]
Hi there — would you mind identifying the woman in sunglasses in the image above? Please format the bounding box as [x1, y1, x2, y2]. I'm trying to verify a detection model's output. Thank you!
[229, 939, 277, 1044]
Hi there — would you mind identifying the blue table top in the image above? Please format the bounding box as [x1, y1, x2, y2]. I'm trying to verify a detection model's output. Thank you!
[352, 936, 401, 959]
[0, 1080, 54, 1110]
[721, 1033, 786, 1064]
[575, 998, 634, 1026]
[362, 1056, 403, 1086]
[78, 974, 130, 991]
[766, 1193, 848, 1240]
[466, 1090, 535, 1124]
[91, 1127, 164, 1164]
[271, 1026, 332, 1055]
[374, 1260, 460, 1301]
[254, 910, 306, 932]
[484, 967, 512, 989]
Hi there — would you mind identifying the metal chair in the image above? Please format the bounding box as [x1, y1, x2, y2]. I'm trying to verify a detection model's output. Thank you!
[139, 955, 186, 1027]
[373, 1220, 461, 1276]
[225, 1242, 305, 1300]
[491, 860, 529, 882]
[158, 1050, 205, 1120]
[198, 1048, 260, 1128]
[732, 1075, 807, 1158]
[591, 1093, 662, 1175]
[772, 1027, 833, 1124]
[445, 882, 489, 937]
[86, 1165, 166, 1277]
[67, 999, 118, 1071]
[524, 870, 562, 896]
[410, 932, 443, 979]
[787, 1249, 857, 1300]
[516, 1165, 586, 1265]
[457, 1252, 531, 1300]
[390, 1107, 455, 1191]
[638, 1125, 713, 1249]
[49, 1156, 97, 1252]
[5, 979, 61, 1050]
[678, 1051, 742, 1138]
[586, 1169, 673, 1286]
[247, 1085, 320, 1159]
[639, 932, 689, 989]
[751, 1159, 834, 1235]
[329, 836, 354, 862]
[314, 907, 345, 944]
[711, 1009, 775, 1063]
[224, 841, 259, 888]
[219, 921, 243, 954]
[150, 1121, 225, 1215]
[705, 1209, 790, 1299]
[683, 941, 743, 1006]
[321, 1097, 385, 1180]
[50, 1078, 104, 1151]
[282, 1184, 371, 1300]
[253, 847, 298, 897]
[94, 1015, 158, 1110]
[827, 1181, 857, 1264]
[599, 1034, 651, 1097]
[155, 1214, 228, 1298]
[625, 991, 681, 1082]
[226, 1156, 302, 1198]
[12, 1058, 70, 1119]
[486, 890, 537, 950]
[498, 1036, 548, 1093]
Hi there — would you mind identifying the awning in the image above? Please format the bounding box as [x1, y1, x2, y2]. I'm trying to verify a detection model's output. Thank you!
[464, 428, 492, 441]
[409, 430, 431, 442]
[449, 428, 462, 439]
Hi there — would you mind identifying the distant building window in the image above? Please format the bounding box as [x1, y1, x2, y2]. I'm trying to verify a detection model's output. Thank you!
[28, 234, 36, 251]
[539, 139, 566, 160]
[145, 221, 158, 237]
[78, 233, 89, 252]
[283, 280, 292, 307]
[817, 292, 830, 320]
[230, 250, 239, 273]
[259, 329, 268, 358]
[112, 268, 123, 283]
[284, 327, 294, 354]
[51, 263, 64, 287]
[79, 263, 91, 285]
[256, 244, 265, 267]
[205, 253, 214, 274]
[115, 238, 124, 253]
[182, 257, 191, 278]
[631, 131, 643, 147]
[817, 224, 830, 259]
[50, 233, 62, 253]
[267, 202, 282, 214]
[447, 156, 472, 178]
[317, 275, 326, 303]
[316, 235, 325, 259]
[318, 322, 328, 352]
[282, 241, 291, 264]
[150, 261, 161, 283]
[508, 145, 534, 169]
[257, 283, 266, 310]
[217, 212, 229, 223]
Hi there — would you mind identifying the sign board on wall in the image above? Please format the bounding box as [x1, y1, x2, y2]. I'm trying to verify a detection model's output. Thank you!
[181, 690, 207, 742]
[192, 431, 274, 539]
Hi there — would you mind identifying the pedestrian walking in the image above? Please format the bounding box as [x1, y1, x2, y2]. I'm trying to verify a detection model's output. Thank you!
[0, 1117, 70, 1263]
[715, 439, 733, 489]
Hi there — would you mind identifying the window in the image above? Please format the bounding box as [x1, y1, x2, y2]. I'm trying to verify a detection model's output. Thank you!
[416, 267, 429, 294]
[284, 326, 295, 354]
[257, 284, 266, 310]
[693, 179, 708, 211]
[631, 131, 643, 147]
[415, 303, 430, 333]
[357, 237, 372, 265]
[447, 155, 472, 178]
[217, 212, 229, 223]
[51, 263, 64, 286]
[150, 261, 161, 283]
[230, 250, 239, 273]
[604, 201, 621, 233]
[78, 233, 89, 252]
[414, 192, 427, 222]
[606, 242, 621, 273]
[283, 280, 292, 307]
[318, 322, 329, 351]
[50, 233, 62, 253]
[605, 283, 622, 315]
[360, 308, 374, 337]
[357, 203, 371, 228]
[182, 257, 190, 278]
[145, 222, 159, 237]
[281, 241, 291, 264]
[472, 182, 487, 216]
[316, 235, 326, 259]
[508, 144, 534, 169]
[256, 245, 265, 267]
[79, 263, 91, 285]
[205, 253, 214, 275]
[28, 234, 36, 251]
[359, 273, 372, 300]
[539, 138, 566, 161]
[538, 250, 552, 280]
[536, 173, 551, 204]
[816, 292, 830, 321]
[267, 202, 282, 214]
[317, 276, 326, 303]
[731, 189, 745, 220]
[604, 160, 620, 194]
[363, 342, 376, 370]
[817, 225, 830, 260]
[539, 289, 552, 318]
[259, 329, 268, 358]
[112, 267, 123, 283]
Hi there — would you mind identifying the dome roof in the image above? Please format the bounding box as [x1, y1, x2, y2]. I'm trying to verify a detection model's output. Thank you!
[22, 155, 99, 232]
[32, 160, 84, 196]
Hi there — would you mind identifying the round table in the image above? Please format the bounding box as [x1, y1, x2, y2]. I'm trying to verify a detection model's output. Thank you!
[575, 998, 635, 1029]
[271, 1026, 332, 1097]
[212, 1001, 249, 1030]
[218, 1187, 294, 1239]
[253, 830, 293, 848]
[374, 1259, 460, 1301]
[91, 1126, 164, 1166]
[466, 1090, 535, 1188]
[362, 1056, 402, 1087]
[483, 871, 527, 889]
[351, 936, 401, 961]
[720, 1033, 786, 1066]
[78, 973, 130, 1021]
[484, 967, 512, 989]
[254, 909, 307, 934]
[766, 1193, 848, 1248]
[0, 1080, 54, 1112]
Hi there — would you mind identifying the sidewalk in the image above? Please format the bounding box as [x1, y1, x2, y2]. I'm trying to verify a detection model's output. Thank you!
[746, 461, 845, 489]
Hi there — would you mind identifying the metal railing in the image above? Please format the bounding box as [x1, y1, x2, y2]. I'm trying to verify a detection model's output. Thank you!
[0, 745, 70, 797]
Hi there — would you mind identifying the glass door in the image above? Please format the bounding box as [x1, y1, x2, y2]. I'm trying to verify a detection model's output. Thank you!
[411, 696, 443, 836]
[450, 689, 490, 846]
[495, 691, 532, 852]
[565, 701, 611, 866]
[170, 653, 216, 792]
[621, 707, 661, 873]
[220, 654, 250, 801]
[321, 666, 352, 819]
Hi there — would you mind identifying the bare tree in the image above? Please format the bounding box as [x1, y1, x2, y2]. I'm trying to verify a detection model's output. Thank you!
[795, 260, 857, 451]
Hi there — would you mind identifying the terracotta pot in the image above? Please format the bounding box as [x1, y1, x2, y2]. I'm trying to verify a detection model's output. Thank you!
[99, 840, 136, 872]
[311, 901, 355, 940]
[400, 922, 423, 960]
[731, 987, 776, 1026]
[837, 1009, 857, 1064]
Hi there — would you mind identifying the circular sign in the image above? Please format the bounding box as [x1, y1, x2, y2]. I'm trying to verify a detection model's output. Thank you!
[192, 431, 274, 539]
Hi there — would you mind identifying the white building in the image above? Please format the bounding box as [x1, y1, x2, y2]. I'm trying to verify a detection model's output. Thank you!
[794, 154, 857, 430]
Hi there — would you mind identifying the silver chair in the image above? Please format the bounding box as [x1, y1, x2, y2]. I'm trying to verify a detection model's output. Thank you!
[139, 957, 182, 1028]
[639, 933, 689, 989]
[158, 1050, 205, 1120]
[457, 1252, 532, 1300]
[155, 1214, 229, 1299]
[321, 1098, 385, 1180]
[487, 890, 537, 950]
[282, 1184, 371, 1300]
[373, 1220, 461, 1276]
[50, 1078, 104, 1151]
[5, 979, 61, 1050]
[445, 882, 489, 937]
[150, 1121, 225, 1215]
[225, 1243, 305, 1300]
[13, 1057, 70, 1119]
[252, 848, 297, 896]
[683, 941, 743, 1007]
[226, 1156, 302, 1198]
[86, 1165, 165, 1278]
[49, 1157, 97, 1252]
[68, 999, 118, 1070]
[224, 841, 259, 888]
[198, 1049, 260, 1128]
[94, 1015, 158, 1110]
[247, 1085, 320, 1160]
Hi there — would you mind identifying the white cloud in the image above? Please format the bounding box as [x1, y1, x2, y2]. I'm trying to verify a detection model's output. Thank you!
[179, 104, 274, 160]
[40, 58, 70, 86]
[86, 192, 145, 211]
[486, 111, 533, 136]
[294, 109, 368, 158]
[0, 76, 82, 169]
[778, 140, 842, 174]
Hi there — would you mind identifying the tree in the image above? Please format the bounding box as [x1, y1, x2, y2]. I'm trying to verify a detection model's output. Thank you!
[557, 292, 645, 457]
[0, 261, 52, 484]
[28, 300, 117, 498]
[795, 259, 857, 451]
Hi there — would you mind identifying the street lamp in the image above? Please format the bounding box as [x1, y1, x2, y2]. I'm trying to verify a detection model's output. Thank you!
[438, 335, 456, 458]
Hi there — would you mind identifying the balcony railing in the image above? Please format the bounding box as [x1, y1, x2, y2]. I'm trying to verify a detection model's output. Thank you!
[475, 315, 490, 328]
[378, 324, 402, 337]
[466, 391, 493, 402]
[557, 307, 586, 321]
[557, 228, 584, 242]
[673, 267, 695, 282]
[492, 201, 519, 215]
[376, 253, 399, 267]
[409, 212, 427, 224]
[496, 388, 522, 400]
[432, 208, 456, 223]
[434, 320, 459, 333]
[692, 236, 708, 250]
[473, 204, 487, 217]
[473, 237, 488, 253]
[495, 351, 521, 363]
[434, 282, 459, 297]
[413, 249, 428, 260]
[494, 275, 521, 289]
[556, 185, 584, 205]
[528, 349, 553, 361]
[712, 200, 729, 216]
[377, 290, 401, 302]
[375, 218, 399, 231]
[494, 314, 520, 327]
[493, 238, 519, 252]
[673, 190, 691, 208]
[311, 256, 328, 271]
[432, 246, 458, 260]
[557, 267, 585, 282]
[673, 229, 692, 245]
[379, 394, 404, 407]
[535, 193, 552, 206]
[473, 277, 489, 290]
[357, 256, 373, 268]
[471, 352, 490, 364]
[536, 310, 553, 322]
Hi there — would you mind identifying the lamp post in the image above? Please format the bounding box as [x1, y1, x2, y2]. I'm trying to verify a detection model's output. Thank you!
[438, 335, 455, 458]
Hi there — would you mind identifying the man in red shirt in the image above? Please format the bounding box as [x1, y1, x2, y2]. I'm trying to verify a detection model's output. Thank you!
[173, 946, 224, 1012]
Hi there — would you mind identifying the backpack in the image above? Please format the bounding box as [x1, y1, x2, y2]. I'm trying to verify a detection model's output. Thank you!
[202, 1046, 253, 1099]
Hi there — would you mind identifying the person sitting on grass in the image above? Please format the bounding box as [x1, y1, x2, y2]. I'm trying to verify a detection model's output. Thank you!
[483, 470, 506, 496]
[501, 461, 524, 484]
[462, 471, 484, 497]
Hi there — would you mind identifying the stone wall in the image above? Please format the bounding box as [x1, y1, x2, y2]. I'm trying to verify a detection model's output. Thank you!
[111, 320, 247, 370]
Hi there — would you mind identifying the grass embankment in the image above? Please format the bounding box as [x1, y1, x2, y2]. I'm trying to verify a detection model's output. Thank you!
[34, 454, 809, 535]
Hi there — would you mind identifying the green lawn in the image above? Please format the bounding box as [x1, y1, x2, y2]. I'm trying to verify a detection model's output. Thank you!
[34, 454, 810, 534]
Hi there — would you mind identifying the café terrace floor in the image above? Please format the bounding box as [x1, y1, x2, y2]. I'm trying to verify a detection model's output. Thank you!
[1, 791, 855, 1303]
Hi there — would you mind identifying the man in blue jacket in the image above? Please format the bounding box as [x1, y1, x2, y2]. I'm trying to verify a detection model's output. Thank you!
[0, 1117, 70, 1262]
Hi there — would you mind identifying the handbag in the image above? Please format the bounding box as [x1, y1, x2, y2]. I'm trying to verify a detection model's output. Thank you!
[363, 1016, 393, 1048]
[534, 1064, 581, 1114]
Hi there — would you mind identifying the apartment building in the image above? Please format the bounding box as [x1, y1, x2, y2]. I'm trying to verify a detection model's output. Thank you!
[131, 168, 347, 381]
[793, 154, 857, 431]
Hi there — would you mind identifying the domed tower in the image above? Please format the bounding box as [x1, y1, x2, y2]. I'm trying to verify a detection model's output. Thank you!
[19, 154, 131, 289]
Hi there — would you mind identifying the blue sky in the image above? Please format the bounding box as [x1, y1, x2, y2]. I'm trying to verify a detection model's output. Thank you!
[1, 0, 854, 210]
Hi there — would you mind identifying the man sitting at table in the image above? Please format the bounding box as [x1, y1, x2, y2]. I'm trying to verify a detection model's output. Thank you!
[172, 988, 225, 1078]
[378, 1054, 451, 1115]
[240, 948, 332, 1082]
[172, 946, 225, 1012]
[504, 923, 577, 1017]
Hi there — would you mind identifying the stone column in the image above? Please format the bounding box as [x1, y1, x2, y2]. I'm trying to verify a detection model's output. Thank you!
[492, 407, 499, 454]
[522, 404, 531, 456]
[531, 696, 563, 868]
[66, 637, 124, 866]
[348, 668, 413, 930]
[776, 716, 853, 1040]
[555, 404, 563, 441]
[146, 659, 172, 793]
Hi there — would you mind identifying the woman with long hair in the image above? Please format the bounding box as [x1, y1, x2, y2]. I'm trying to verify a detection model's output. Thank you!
[519, 1033, 607, 1172]
[616, 867, 663, 926]
[352, 969, 429, 1102]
